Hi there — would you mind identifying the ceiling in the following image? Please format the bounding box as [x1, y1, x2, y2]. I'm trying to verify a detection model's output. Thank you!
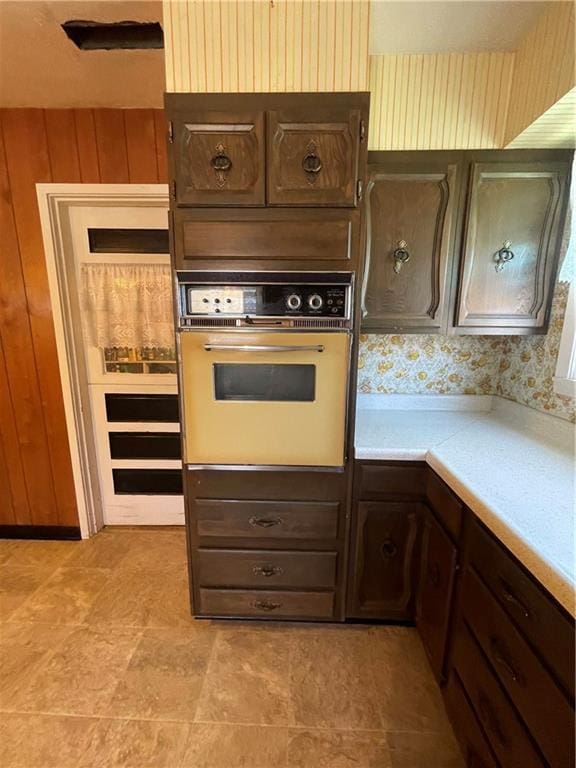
[0, 1, 165, 108]
[370, 1, 549, 54]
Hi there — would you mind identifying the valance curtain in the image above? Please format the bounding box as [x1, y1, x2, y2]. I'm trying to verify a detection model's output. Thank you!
[80, 263, 175, 349]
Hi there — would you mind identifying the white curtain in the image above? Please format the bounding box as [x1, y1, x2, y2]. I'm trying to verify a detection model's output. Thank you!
[80, 263, 174, 349]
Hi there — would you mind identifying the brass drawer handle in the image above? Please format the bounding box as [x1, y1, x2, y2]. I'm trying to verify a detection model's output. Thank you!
[252, 564, 283, 578]
[248, 516, 283, 529]
[499, 578, 530, 619]
[211, 153, 232, 173]
[490, 637, 520, 683]
[302, 152, 323, 174]
[253, 599, 282, 612]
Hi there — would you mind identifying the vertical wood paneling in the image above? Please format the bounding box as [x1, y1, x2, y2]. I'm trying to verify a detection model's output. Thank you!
[368, 52, 514, 150]
[163, 0, 370, 92]
[505, 2, 575, 144]
[0, 108, 167, 530]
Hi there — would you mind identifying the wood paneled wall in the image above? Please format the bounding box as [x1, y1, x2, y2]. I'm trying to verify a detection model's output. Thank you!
[163, 0, 370, 92]
[368, 52, 514, 150]
[0, 108, 168, 529]
[505, 1, 575, 145]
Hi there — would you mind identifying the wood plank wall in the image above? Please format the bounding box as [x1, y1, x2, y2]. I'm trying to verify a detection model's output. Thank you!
[0, 108, 168, 529]
[163, 0, 370, 92]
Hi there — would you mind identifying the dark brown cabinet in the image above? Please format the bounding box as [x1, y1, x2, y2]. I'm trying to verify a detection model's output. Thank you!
[362, 152, 463, 332]
[362, 149, 572, 335]
[348, 501, 423, 620]
[416, 512, 458, 682]
[171, 110, 266, 206]
[455, 157, 570, 333]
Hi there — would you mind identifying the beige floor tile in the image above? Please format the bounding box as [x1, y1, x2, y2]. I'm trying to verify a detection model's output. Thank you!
[0, 566, 53, 621]
[145, 565, 193, 628]
[0, 540, 30, 566]
[79, 718, 190, 768]
[180, 723, 288, 768]
[0, 712, 100, 768]
[5, 540, 78, 568]
[290, 628, 382, 730]
[65, 531, 132, 569]
[4, 625, 142, 716]
[370, 627, 453, 733]
[116, 530, 188, 572]
[287, 728, 390, 768]
[9, 567, 110, 625]
[195, 627, 293, 726]
[385, 731, 465, 768]
[108, 625, 216, 720]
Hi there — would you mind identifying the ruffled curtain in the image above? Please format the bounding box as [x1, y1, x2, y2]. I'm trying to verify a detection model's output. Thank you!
[80, 263, 174, 348]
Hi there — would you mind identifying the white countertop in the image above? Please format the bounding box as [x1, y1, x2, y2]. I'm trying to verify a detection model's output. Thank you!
[355, 394, 576, 616]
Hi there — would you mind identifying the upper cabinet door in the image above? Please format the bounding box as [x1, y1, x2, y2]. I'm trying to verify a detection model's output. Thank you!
[455, 160, 570, 332]
[267, 108, 363, 206]
[172, 112, 265, 206]
[361, 154, 463, 332]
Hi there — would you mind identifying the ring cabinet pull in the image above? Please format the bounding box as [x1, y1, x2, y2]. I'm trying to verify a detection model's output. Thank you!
[302, 152, 323, 174]
[494, 240, 514, 272]
[393, 240, 411, 274]
[381, 538, 398, 559]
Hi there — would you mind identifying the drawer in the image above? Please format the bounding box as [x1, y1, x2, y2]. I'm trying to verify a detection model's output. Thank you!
[468, 518, 574, 699]
[196, 549, 337, 589]
[461, 567, 574, 768]
[194, 499, 339, 540]
[452, 620, 546, 768]
[426, 471, 463, 540]
[443, 671, 499, 768]
[356, 462, 427, 500]
[198, 588, 335, 619]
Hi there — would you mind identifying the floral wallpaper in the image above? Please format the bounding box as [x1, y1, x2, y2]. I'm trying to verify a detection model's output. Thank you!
[357, 280, 575, 423]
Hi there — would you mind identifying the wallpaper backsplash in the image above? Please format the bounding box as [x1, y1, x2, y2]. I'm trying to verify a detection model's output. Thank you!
[358, 281, 575, 423]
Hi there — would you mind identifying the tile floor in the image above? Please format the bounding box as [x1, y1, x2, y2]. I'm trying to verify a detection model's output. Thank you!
[0, 528, 464, 767]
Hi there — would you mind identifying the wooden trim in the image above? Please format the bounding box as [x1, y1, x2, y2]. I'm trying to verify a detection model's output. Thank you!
[0, 525, 81, 540]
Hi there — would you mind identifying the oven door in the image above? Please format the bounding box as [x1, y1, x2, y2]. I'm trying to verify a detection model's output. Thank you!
[179, 331, 350, 467]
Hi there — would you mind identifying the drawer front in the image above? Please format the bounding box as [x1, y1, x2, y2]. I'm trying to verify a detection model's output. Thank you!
[452, 620, 546, 768]
[444, 671, 499, 768]
[357, 463, 427, 500]
[172, 111, 265, 206]
[198, 588, 335, 619]
[469, 518, 574, 699]
[416, 513, 458, 681]
[461, 568, 574, 768]
[426, 471, 463, 540]
[267, 109, 361, 206]
[197, 549, 337, 589]
[195, 499, 339, 540]
[178, 218, 352, 261]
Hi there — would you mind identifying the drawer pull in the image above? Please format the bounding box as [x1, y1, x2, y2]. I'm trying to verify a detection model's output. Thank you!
[477, 690, 507, 746]
[381, 538, 398, 559]
[252, 564, 283, 578]
[490, 637, 520, 683]
[248, 516, 283, 529]
[499, 578, 530, 619]
[253, 599, 282, 612]
[428, 561, 441, 587]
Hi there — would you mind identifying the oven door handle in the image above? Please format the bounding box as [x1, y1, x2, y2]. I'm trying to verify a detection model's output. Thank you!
[203, 344, 325, 353]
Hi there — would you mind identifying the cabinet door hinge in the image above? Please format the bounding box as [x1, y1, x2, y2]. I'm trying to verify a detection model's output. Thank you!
[359, 119, 366, 141]
[168, 121, 174, 144]
[170, 180, 176, 200]
[356, 179, 363, 201]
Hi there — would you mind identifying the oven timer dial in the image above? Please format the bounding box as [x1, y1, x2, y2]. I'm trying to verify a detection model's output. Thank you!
[286, 293, 302, 311]
[308, 293, 323, 311]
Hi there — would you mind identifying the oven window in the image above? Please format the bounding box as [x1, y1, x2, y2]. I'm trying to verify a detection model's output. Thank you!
[213, 364, 315, 402]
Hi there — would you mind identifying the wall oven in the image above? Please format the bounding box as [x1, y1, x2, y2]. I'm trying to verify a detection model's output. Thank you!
[177, 271, 353, 468]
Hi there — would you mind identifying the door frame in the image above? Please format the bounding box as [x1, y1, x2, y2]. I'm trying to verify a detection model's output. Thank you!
[36, 184, 169, 538]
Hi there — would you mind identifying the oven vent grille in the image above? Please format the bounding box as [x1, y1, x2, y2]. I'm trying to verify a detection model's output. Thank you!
[179, 318, 238, 329]
[291, 319, 348, 329]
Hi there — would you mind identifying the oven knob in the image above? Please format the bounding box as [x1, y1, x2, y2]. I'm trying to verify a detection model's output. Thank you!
[286, 293, 302, 310]
[308, 294, 323, 311]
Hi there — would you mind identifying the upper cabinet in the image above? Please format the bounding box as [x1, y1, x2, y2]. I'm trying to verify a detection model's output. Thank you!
[171, 111, 265, 206]
[362, 149, 572, 336]
[454, 157, 570, 332]
[362, 152, 463, 333]
[165, 93, 369, 209]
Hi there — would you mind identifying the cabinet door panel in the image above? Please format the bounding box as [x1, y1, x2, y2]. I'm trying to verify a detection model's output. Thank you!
[267, 109, 361, 206]
[172, 111, 265, 205]
[416, 512, 458, 682]
[456, 160, 569, 331]
[347, 501, 423, 620]
[362, 156, 461, 332]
